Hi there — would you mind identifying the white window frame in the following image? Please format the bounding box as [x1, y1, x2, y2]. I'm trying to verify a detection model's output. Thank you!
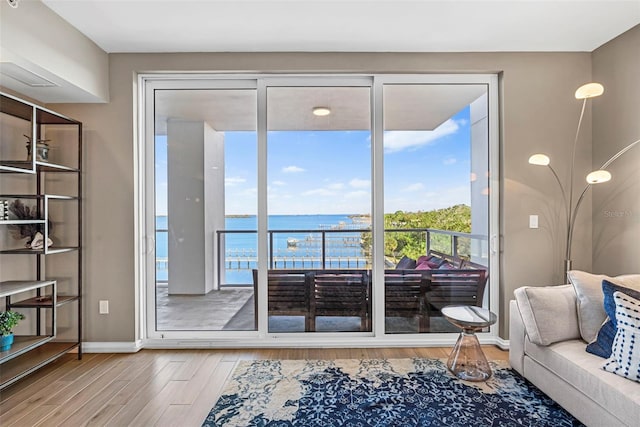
[135, 73, 500, 348]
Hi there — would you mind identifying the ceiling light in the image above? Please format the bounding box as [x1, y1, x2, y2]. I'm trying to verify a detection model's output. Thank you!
[312, 107, 331, 117]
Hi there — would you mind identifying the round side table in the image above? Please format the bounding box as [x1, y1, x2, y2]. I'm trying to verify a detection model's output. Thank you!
[442, 305, 497, 382]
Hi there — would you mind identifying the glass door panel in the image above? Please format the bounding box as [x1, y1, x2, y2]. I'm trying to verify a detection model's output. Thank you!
[265, 85, 372, 333]
[382, 83, 490, 334]
[153, 88, 258, 332]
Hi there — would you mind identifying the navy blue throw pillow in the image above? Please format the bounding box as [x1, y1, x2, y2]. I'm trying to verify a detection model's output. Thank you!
[395, 255, 416, 270]
[586, 280, 640, 358]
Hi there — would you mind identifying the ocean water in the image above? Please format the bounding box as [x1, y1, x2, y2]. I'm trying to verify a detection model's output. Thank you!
[155, 214, 370, 284]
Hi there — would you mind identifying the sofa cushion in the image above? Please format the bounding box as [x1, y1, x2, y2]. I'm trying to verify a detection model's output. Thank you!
[603, 291, 640, 382]
[514, 285, 580, 346]
[525, 338, 640, 427]
[587, 280, 640, 358]
[568, 270, 640, 343]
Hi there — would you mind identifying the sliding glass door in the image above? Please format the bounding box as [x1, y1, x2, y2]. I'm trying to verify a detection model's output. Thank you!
[146, 81, 259, 334]
[142, 74, 498, 343]
[265, 82, 372, 333]
[381, 82, 491, 334]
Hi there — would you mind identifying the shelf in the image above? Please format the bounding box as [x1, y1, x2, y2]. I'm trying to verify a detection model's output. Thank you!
[36, 161, 80, 173]
[10, 295, 78, 308]
[1, 92, 82, 390]
[0, 246, 79, 255]
[0, 160, 79, 173]
[0, 219, 46, 225]
[0, 341, 78, 389]
[0, 280, 56, 298]
[0, 335, 54, 364]
[0, 162, 36, 174]
[1, 194, 78, 200]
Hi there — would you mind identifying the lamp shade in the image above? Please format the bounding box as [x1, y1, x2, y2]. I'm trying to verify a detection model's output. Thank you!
[575, 83, 604, 100]
[528, 154, 550, 166]
[312, 107, 331, 116]
[586, 170, 612, 184]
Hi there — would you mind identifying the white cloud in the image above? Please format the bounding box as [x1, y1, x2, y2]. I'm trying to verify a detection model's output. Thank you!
[345, 190, 369, 199]
[349, 178, 370, 189]
[402, 183, 425, 192]
[225, 177, 246, 186]
[282, 165, 305, 173]
[384, 119, 460, 153]
[302, 188, 335, 196]
[271, 180, 286, 186]
[443, 157, 457, 165]
[327, 183, 345, 190]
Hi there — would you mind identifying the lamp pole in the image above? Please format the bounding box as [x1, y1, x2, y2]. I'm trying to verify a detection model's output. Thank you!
[528, 82, 639, 281]
[565, 138, 640, 276]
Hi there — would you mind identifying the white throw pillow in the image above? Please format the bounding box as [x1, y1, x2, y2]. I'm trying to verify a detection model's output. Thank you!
[568, 271, 640, 343]
[514, 285, 580, 346]
[603, 291, 640, 382]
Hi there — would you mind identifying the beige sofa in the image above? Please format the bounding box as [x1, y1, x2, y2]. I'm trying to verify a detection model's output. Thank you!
[510, 283, 640, 427]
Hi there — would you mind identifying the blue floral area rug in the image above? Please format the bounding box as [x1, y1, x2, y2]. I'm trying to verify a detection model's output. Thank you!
[203, 358, 584, 427]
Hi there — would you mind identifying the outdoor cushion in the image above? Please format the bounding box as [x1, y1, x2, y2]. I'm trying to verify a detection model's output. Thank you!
[415, 261, 431, 270]
[396, 256, 416, 269]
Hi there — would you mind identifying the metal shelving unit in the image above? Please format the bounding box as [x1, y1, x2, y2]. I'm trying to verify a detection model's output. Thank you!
[0, 92, 82, 390]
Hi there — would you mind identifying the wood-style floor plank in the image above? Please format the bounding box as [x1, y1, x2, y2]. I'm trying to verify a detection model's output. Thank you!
[0, 346, 508, 426]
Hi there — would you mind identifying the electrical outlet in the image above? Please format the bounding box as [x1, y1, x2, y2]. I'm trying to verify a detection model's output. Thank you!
[99, 300, 109, 314]
[529, 215, 539, 229]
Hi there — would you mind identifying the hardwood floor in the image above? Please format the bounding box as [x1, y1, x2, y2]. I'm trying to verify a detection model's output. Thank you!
[0, 346, 509, 426]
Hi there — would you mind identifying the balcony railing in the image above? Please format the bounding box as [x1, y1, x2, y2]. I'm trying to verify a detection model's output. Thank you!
[155, 227, 488, 286]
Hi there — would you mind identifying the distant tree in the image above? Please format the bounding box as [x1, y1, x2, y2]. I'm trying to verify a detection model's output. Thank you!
[361, 205, 472, 262]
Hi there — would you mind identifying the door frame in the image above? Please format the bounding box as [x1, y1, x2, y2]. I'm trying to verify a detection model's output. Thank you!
[135, 73, 501, 347]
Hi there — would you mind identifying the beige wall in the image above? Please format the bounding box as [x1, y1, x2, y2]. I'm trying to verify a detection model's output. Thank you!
[47, 52, 597, 341]
[591, 25, 640, 275]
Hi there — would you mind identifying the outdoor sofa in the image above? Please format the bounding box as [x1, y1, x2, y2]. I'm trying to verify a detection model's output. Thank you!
[252, 255, 488, 332]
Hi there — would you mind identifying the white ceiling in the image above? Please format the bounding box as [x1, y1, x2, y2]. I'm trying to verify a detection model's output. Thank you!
[154, 84, 487, 132]
[41, 0, 640, 53]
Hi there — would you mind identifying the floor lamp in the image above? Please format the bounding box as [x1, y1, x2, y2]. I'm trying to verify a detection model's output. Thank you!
[528, 82, 640, 280]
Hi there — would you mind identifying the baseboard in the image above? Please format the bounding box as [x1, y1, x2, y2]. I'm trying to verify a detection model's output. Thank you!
[82, 337, 508, 352]
[82, 341, 143, 353]
[493, 336, 509, 350]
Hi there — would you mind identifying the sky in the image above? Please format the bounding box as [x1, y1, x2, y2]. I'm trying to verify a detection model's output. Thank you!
[156, 106, 475, 216]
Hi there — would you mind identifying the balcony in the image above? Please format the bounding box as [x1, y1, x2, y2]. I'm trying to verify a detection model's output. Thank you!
[154, 227, 488, 333]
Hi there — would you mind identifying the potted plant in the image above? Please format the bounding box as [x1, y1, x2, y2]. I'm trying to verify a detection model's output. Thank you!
[0, 311, 26, 352]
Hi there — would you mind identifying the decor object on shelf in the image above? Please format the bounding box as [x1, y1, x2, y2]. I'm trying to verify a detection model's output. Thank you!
[0, 311, 25, 351]
[528, 82, 640, 279]
[24, 134, 50, 162]
[26, 231, 53, 250]
[7, 199, 53, 247]
[203, 358, 580, 426]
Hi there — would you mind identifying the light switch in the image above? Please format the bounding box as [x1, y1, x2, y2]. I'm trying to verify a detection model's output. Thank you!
[99, 300, 109, 314]
[529, 215, 539, 229]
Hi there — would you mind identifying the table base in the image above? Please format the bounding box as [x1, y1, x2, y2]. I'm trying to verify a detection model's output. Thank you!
[447, 330, 492, 382]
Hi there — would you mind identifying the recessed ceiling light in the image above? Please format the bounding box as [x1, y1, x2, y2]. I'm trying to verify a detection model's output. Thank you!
[312, 107, 331, 116]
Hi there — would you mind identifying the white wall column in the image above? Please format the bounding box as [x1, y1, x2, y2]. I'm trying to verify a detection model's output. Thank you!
[167, 119, 224, 294]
